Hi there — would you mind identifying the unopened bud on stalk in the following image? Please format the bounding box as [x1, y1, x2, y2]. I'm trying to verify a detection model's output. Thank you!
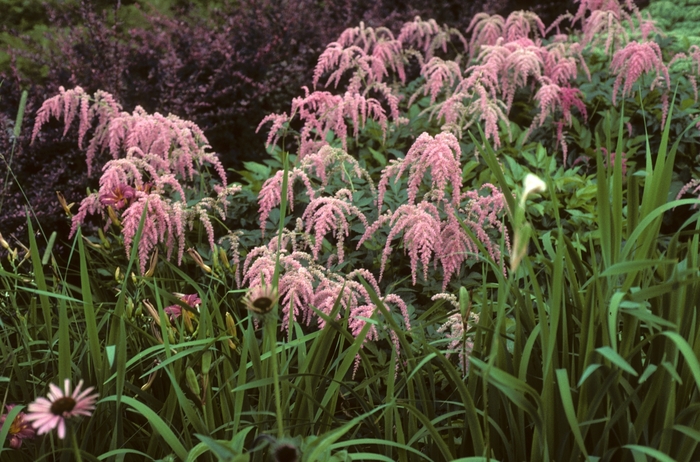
[144, 248, 158, 278]
[225, 312, 238, 350]
[107, 206, 121, 227]
[219, 247, 231, 270]
[0, 233, 10, 250]
[201, 351, 212, 375]
[186, 367, 201, 397]
[98, 228, 110, 249]
[56, 191, 74, 216]
[187, 247, 212, 273]
[126, 297, 135, 319]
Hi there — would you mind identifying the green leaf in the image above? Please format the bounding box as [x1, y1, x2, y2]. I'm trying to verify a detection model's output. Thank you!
[100, 395, 188, 461]
[595, 347, 638, 376]
[623, 445, 677, 462]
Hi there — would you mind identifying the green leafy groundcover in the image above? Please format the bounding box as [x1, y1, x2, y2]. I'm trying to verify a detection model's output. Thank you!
[3, 0, 700, 460]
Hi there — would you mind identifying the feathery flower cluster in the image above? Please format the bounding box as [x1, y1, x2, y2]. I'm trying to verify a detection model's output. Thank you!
[25, 379, 98, 440]
[32, 88, 241, 274]
[377, 132, 463, 211]
[610, 41, 670, 127]
[437, 309, 480, 375]
[241, 243, 410, 368]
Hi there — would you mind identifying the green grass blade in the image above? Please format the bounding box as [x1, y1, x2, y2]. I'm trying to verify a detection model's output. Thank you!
[100, 395, 189, 460]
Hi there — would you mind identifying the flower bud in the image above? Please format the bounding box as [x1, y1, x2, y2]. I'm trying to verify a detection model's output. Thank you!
[201, 350, 212, 375]
[187, 248, 212, 274]
[186, 367, 201, 397]
[225, 312, 238, 350]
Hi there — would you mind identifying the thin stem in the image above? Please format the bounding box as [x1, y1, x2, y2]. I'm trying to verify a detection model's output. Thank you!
[70, 425, 83, 462]
[266, 319, 284, 439]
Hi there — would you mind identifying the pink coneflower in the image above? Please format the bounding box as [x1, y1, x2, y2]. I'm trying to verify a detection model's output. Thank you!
[0, 404, 36, 448]
[242, 284, 279, 315]
[25, 379, 98, 439]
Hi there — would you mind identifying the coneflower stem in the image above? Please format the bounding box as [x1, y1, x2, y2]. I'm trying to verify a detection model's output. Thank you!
[266, 318, 285, 439]
[70, 426, 83, 462]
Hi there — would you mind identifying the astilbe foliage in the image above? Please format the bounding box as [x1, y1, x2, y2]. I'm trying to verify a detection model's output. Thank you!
[31, 87, 241, 274]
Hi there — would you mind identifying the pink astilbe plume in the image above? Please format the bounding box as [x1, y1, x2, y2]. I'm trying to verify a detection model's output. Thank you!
[418, 57, 463, 104]
[437, 309, 480, 375]
[573, 0, 648, 55]
[532, 82, 588, 163]
[377, 132, 463, 212]
[460, 183, 510, 274]
[610, 41, 670, 126]
[285, 86, 393, 157]
[33, 87, 239, 274]
[256, 113, 290, 149]
[542, 38, 590, 83]
[241, 241, 410, 366]
[466, 13, 505, 58]
[398, 16, 467, 61]
[669, 45, 700, 103]
[120, 193, 184, 274]
[359, 201, 442, 284]
[676, 178, 700, 209]
[314, 23, 406, 88]
[503, 10, 546, 42]
[300, 145, 375, 193]
[471, 38, 544, 112]
[302, 188, 369, 263]
[437, 210, 479, 290]
[31, 86, 122, 176]
[435, 82, 511, 148]
[257, 168, 316, 235]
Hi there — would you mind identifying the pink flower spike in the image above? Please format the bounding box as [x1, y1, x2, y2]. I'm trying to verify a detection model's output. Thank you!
[25, 379, 98, 439]
[0, 404, 36, 449]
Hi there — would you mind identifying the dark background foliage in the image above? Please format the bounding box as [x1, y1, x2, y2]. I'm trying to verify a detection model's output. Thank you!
[0, 0, 646, 255]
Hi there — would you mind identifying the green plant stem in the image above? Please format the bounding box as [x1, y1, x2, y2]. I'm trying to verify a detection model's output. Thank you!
[266, 318, 284, 439]
[70, 425, 83, 462]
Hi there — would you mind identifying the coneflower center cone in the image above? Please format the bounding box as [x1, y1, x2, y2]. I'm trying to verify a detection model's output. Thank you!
[50, 397, 76, 415]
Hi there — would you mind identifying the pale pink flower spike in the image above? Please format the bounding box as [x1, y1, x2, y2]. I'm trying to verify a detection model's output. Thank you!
[25, 379, 98, 439]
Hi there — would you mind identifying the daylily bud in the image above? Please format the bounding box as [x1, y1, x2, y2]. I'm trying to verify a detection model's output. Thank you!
[126, 297, 135, 319]
[144, 248, 158, 278]
[0, 233, 10, 250]
[219, 247, 231, 270]
[225, 312, 238, 350]
[107, 206, 121, 227]
[201, 350, 212, 375]
[97, 228, 110, 249]
[187, 247, 212, 273]
[56, 191, 75, 217]
[186, 367, 201, 397]
[143, 300, 164, 326]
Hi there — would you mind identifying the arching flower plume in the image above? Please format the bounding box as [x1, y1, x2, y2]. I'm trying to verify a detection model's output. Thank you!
[32, 87, 240, 274]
